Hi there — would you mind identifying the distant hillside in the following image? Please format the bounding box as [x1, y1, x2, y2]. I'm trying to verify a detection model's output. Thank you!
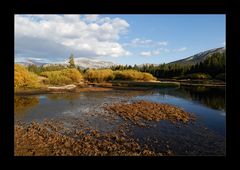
[15, 47, 226, 69]
[168, 47, 225, 66]
[42, 58, 117, 69]
[72, 58, 116, 69]
[16, 58, 117, 69]
[16, 60, 48, 66]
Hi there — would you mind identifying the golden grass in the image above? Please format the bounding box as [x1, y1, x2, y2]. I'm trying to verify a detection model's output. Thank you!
[14, 64, 42, 89]
[40, 68, 83, 85]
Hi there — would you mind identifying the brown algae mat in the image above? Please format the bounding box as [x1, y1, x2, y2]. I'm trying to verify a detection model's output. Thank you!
[15, 121, 172, 156]
[102, 100, 196, 126]
[15, 100, 195, 156]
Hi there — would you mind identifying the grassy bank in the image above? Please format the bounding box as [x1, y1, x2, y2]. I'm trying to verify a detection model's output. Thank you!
[14, 64, 172, 94]
[159, 78, 226, 87]
[15, 64, 224, 95]
[110, 81, 180, 88]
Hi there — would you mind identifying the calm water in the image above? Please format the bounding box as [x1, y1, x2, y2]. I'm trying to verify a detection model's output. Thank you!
[14, 86, 226, 155]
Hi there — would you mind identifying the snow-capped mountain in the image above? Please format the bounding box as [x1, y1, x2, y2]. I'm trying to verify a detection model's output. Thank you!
[72, 58, 116, 69]
[43, 58, 117, 69]
[16, 59, 48, 66]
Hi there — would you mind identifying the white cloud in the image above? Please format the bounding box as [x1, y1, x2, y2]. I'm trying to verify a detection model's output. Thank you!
[129, 38, 168, 47]
[131, 38, 152, 45]
[15, 14, 130, 62]
[83, 14, 99, 22]
[27, 57, 47, 61]
[140, 50, 162, 57]
[157, 41, 168, 46]
[175, 47, 187, 52]
[222, 41, 226, 46]
[140, 51, 152, 56]
[153, 50, 160, 55]
[158, 47, 170, 53]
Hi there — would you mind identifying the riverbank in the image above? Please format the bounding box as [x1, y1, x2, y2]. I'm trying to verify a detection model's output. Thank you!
[14, 81, 180, 95]
[159, 78, 226, 87]
[14, 78, 225, 96]
[14, 85, 113, 95]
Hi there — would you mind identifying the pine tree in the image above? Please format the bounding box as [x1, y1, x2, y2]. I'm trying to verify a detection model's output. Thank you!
[69, 53, 75, 68]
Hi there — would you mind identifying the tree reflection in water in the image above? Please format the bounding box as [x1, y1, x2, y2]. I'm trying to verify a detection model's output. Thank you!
[158, 86, 225, 111]
[14, 96, 39, 118]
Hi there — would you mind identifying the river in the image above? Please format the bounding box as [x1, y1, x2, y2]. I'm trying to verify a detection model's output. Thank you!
[14, 86, 226, 155]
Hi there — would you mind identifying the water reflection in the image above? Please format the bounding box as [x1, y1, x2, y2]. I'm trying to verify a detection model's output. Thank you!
[157, 86, 225, 111]
[14, 87, 225, 122]
[14, 88, 226, 155]
[46, 93, 81, 101]
[14, 96, 39, 119]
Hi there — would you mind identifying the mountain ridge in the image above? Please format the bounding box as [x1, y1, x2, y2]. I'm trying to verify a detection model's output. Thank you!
[15, 47, 225, 68]
[168, 47, 225, 66]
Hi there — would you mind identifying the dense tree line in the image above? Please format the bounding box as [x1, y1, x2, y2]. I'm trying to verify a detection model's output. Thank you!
[110, 52, 226, 81]
[186, 52, 226, 78]
[25, 52, 225, 85]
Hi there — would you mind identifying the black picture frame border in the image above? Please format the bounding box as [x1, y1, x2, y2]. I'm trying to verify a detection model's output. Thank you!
[1, 0, 239, 166]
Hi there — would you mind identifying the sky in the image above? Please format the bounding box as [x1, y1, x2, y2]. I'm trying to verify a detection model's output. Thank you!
[14, 14, 225, 65]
